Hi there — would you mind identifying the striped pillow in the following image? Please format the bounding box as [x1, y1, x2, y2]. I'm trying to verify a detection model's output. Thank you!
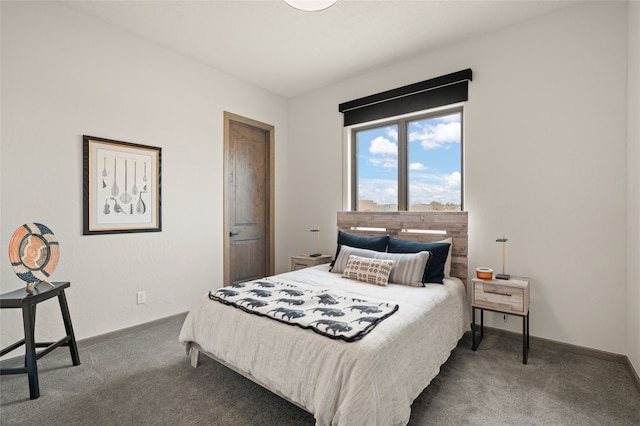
[342, 255, 395, 286]
[333, 245, 432, 287]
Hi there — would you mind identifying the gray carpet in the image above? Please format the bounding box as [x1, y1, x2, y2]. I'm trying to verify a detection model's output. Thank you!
[1, 314, 639, 425]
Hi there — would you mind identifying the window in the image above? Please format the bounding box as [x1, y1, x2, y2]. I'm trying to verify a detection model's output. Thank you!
[351, 108, 462, 212]
[340, 69, 470, 212]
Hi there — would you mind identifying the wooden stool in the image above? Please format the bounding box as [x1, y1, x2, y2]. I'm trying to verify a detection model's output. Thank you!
[1, 282, 80, 399]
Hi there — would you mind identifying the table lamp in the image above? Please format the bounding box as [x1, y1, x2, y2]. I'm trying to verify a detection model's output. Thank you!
[309, 227, 321, 257]
[495, 234, 510, 280]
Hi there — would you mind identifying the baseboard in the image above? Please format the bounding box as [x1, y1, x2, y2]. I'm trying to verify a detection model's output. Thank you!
[626, 356, 640, 395]
[0, 312, 188, 365]
[78, 312, 188, 349]
[473, 326, 640, 394]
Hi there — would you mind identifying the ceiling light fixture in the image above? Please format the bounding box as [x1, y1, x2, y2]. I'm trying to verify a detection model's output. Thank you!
[283, 0, 338, 12]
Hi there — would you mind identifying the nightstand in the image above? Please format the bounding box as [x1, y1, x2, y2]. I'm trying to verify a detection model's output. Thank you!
[471, 276, 530, 364]
[290, 254, 332, 271]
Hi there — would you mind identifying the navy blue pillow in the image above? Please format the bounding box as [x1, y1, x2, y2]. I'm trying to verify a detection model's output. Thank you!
[331, 231, 389, 267]
[387, 237, 450, 284]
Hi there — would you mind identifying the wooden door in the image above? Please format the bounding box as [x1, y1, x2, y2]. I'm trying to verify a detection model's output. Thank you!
[224, 112, 274, 285]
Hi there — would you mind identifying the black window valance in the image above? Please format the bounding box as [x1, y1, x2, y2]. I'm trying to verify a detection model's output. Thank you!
[338, 68, 472, 126]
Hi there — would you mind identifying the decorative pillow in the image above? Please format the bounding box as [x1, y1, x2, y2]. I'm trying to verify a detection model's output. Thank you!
[387, 237, 452, 284]
[342, 255, 395, 286]
[333, 245, 431, 287]
[330, 231, 389, 268]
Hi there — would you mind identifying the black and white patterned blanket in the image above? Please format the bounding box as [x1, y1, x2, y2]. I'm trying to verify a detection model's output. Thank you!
[209, 277, 399, 342]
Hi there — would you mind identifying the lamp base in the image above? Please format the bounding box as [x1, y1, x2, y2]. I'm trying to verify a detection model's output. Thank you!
[495, 273, 511, 280]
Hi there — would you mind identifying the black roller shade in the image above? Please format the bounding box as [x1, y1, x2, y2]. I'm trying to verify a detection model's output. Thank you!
[339, 69, 472, 126]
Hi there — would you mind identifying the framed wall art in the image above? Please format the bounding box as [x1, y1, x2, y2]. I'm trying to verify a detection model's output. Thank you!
[83, 135, 162, 235]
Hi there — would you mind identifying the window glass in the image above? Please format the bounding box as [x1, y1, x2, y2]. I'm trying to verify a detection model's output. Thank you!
[408, 112, 462, 211]
[355, 125, 399, 211]
[352, 109, 462, 211]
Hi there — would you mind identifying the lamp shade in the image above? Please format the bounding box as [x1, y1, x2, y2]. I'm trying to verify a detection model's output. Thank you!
[284, 0, 338, 12]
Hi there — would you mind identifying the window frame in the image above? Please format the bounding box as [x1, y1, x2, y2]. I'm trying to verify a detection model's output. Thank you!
[350, 106, 464, 212]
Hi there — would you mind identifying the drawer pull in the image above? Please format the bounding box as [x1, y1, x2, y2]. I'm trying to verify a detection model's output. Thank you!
[484, 290, 512, 296]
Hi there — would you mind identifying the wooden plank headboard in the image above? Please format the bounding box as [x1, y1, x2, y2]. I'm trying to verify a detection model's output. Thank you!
[337, 211, 468, 287]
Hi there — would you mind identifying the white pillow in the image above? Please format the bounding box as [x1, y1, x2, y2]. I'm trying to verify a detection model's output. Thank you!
[342, 255, 395, 286]
[333, 245, 431, 287]
[438, 237, 453, 277]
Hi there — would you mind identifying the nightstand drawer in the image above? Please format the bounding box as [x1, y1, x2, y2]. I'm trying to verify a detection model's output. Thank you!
[291, 260, 313, 270]
[472, 281, 525, 314]
[290, 255, 332, 271]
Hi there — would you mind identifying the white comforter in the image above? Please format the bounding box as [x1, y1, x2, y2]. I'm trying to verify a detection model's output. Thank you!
[179, 264, 469, 426]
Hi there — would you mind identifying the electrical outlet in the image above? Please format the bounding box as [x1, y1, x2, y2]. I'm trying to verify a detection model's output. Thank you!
[136, 291, 146, 305]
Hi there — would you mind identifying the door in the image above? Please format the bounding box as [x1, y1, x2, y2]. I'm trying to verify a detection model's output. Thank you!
[224, 112, 274, 285]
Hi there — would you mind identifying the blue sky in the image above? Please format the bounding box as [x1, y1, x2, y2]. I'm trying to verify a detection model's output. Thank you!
[356, 112, 461, 206]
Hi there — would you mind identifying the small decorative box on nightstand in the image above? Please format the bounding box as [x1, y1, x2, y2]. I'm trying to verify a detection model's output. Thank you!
[290, 255, 332, 271]
[471, 276, 531, 364]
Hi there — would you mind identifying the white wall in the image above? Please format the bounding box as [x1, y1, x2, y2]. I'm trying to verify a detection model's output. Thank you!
[628, 0, 640, 374]
[0, 1, 289, 351]
[288, 1, 630, 354]
[1, 0, 636, 366]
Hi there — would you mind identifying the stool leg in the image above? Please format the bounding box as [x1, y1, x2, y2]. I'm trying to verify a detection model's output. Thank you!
[24, 304, 37, 367]
[58, 291, 80, 366]
[22, 303, 39, 399]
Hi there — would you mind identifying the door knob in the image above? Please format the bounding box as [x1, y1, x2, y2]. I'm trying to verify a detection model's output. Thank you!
[229, 231, 239, 236]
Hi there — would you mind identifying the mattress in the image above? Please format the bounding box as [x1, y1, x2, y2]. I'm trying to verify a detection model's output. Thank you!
[179, 264, 469, 426]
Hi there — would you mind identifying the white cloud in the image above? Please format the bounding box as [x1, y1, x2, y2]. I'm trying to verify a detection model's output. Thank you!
[359, 171, 461, 206]
[406, 171, 461, 205]
[358, 179, 398, 205]
[369, 158, 397, 168]
[409, 162, 426, 171]
[385, 127, 398, 141]
[369, 136, 397, 156]
[409, 121, 461, 150]
[445, 171, 461, 189]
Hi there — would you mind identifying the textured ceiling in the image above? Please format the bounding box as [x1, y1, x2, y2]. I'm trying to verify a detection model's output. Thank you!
[65, 0, 576, 98]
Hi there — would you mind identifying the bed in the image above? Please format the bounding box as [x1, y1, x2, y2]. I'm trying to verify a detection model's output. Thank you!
[179, 211, 469, 426]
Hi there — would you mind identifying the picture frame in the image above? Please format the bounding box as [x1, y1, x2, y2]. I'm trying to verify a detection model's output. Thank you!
[83, 135, 162, 235]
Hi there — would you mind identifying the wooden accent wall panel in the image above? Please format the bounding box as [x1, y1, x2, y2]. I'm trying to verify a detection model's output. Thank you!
[337, 211, 468, 287]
